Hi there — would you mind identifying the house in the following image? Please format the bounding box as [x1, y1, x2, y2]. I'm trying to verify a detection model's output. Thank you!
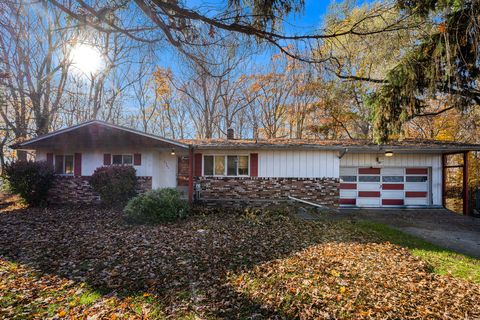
[12, 120, 480, 214]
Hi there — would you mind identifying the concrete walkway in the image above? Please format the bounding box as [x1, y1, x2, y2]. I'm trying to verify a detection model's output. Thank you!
[338, 208, 480, 258]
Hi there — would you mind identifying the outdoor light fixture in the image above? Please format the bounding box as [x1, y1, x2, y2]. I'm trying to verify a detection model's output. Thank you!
[170, 149, 176, 156]
[385, 151, 394, 157]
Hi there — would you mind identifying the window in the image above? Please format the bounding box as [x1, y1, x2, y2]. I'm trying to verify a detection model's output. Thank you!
[340, 176, 357, 182]
[204, 155, 249, 176]
[214, 156, 225, 175]
[204, 156, 214, 175]
[112, 154, 133, 165]
[227, 156, 236, 176]
[54, 155, 74, 175]
[359, 175, 380, 182]
[238, 156, 249, 175]
[382, 176, 404, 182]
[406, 176, 428, 182]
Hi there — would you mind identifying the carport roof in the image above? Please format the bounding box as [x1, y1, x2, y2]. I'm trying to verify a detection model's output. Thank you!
[11, 120, 189, 150]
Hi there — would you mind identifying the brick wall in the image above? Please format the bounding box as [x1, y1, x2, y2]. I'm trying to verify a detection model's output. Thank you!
[48, 176, 152, 205]
[194, 177, 339, 209]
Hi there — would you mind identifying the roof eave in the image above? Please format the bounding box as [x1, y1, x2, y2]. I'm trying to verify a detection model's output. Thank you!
[193, 144, 480, 153]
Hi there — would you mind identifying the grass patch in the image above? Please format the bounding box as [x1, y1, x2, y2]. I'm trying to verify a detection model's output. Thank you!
[78, 290, 102, 305]
[354, 220, 480, 283]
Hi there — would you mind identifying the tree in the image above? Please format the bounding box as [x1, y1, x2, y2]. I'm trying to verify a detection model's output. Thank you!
[48, 0, 415, 65]
[165, 33, 252, 139]
[250, 54, 297, 138]
[370, 0, 480, 141]
[310, 1, 420, 140]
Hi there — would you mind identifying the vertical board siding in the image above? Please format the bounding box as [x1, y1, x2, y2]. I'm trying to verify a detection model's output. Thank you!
[258, 150, 339, 178]
[340, 153, 442, 205]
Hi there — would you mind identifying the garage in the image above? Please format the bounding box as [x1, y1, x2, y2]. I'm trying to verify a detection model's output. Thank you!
[339, 167, 431, 207]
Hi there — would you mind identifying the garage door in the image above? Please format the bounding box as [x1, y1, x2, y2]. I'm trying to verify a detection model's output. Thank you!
[339, 167, 430, 207]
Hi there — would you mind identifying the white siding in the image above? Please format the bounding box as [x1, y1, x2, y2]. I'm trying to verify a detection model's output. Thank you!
[340, 153, 442, 205]
[36, 149, 178, 189]
[197, 149, 339, 178]
[153, 152, 177, 189]
[258, 150, 339, 178]
[76, 149, 155, 176]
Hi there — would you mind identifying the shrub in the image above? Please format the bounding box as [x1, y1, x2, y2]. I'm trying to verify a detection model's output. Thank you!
[89, 165, 137, 206]
[2, 160, 54, 206]
[124, 188, 189, 223]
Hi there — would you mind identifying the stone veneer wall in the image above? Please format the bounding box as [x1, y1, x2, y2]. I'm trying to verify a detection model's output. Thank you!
[194, 177, 339, 208]
[48, 176, 152, 205]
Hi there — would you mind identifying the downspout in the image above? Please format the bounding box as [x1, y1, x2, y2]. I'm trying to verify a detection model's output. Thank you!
[188, 146, 194, 204]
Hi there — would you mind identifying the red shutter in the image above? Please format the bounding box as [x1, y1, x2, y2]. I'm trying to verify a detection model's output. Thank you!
[46, 153, 53, 168]
[74, 153, 82, 176]
[103, 154, 111, 165]
[250, 153, 258, 177]
[134, 153, 142, 166]
[194, 153, 202, 177]
[55, 155, 63, 174]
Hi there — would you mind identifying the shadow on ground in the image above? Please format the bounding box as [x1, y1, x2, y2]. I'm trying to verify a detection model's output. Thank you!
[0, 200, 367, 318]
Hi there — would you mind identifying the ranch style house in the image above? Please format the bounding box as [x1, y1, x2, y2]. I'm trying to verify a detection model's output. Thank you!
[12, 120, 480, 214]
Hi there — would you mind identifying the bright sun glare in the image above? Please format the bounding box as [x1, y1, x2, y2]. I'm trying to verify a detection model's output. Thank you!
[70, 44, 102, 76]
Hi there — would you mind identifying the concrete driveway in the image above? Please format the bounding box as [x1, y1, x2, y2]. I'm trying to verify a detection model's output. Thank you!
[338, 208, 480, 258]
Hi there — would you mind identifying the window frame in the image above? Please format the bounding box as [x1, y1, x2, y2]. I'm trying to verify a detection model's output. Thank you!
[203, 154, 250, 177]
[54, 154, 75, 176]
[112, 154, 134, 166]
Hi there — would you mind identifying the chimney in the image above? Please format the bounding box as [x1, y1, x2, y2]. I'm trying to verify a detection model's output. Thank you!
[227, 128, 234, 140]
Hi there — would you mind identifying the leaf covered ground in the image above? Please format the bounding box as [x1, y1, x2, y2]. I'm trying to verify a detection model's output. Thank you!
[0, 200, 479, 319]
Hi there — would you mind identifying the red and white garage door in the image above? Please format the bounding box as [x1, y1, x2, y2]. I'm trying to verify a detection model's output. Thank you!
[339, 167, 430, 207]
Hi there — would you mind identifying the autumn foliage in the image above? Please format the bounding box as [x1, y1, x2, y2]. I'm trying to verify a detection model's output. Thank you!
[0, 201, 479, 318]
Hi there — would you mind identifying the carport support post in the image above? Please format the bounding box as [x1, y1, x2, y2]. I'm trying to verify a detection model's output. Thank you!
[188, 147, 194, 204]
[442, 154, 447, 208]
[463, 151, 469, 216]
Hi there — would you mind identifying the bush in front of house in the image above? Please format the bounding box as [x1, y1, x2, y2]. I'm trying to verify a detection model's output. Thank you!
[123, 188, 189, 223]
[89, 165, 137, 206]
[2, 160, 54, 206]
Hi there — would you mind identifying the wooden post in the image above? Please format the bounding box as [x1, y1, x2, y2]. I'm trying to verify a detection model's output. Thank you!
[188, 147, 194, 204]
[442, 153, 446, 208]
[463, 151, 469, 215]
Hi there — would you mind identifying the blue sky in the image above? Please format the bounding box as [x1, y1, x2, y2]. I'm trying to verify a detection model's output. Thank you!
[157, 0, 340, 71]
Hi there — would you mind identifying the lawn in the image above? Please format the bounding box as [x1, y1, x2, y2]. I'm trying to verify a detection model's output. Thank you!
[0, 200, 479, 319]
